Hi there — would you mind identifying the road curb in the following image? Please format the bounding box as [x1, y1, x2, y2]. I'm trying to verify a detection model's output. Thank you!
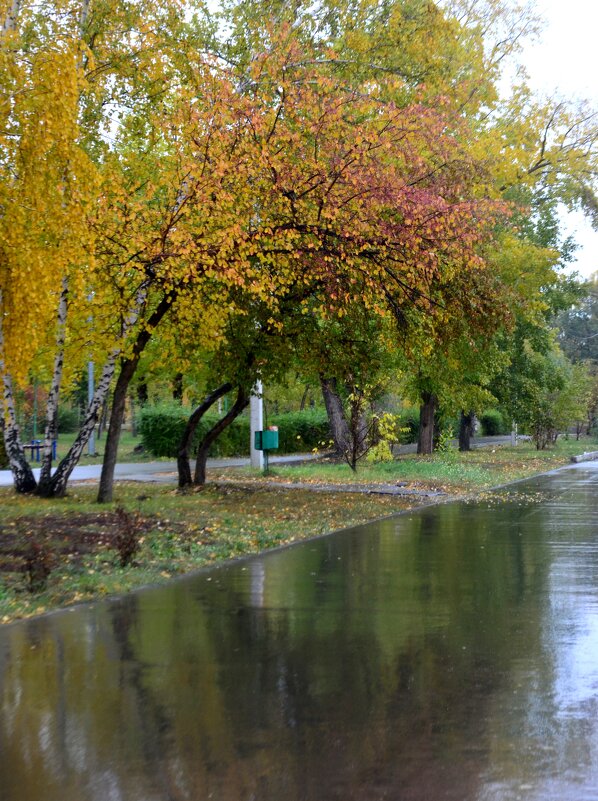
[570, 450, 598, 463]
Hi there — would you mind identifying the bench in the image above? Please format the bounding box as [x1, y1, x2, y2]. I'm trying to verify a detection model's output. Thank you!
[23, 440, 57, 462]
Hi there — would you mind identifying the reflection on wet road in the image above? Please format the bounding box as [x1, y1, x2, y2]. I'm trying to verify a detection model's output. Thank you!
[1, 463, 598, 801]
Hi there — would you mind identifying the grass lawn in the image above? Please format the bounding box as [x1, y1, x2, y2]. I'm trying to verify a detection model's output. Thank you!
[211, 436, 594, 492]
[1, 434, 594, 625]
[50, 430, 155, 466]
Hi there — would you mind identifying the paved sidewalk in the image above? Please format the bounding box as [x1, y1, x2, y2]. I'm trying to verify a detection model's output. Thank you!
[0, 453, 321, 489]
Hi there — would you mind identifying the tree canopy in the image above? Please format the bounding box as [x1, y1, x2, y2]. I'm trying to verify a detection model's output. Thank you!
[1, 0, 597, 490]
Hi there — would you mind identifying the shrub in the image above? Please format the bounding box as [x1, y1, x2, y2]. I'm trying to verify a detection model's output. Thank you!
[56, 404, 80, 433]
[17, 404, 80, 441]
[214, 416, 250, 455]
[114, 507, 140, 567]
[138, 403, 330, 458]
[480, 409, 506, 436]
[435, 426, 455, 453]
[138, 403, 190, 457]
[269, 410, 330, 453]
[367, 413, 401, 463]
[139, 403, 251, 458]
[366, 440, 394, 463]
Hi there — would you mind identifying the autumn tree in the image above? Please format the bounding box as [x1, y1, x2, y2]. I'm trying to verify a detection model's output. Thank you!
[215, 0, 588, 459]
[557, 278, 598, 433]
[85, 16, 511, 496]
[0, 0, 98, 490]
[1, 0, 237, 497]
[395, 262, 515, 454]
[4, 0, 594, 497]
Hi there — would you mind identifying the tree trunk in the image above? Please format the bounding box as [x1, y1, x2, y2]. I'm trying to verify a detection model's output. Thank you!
[194, 387, 249, 486]
[345, 389, 370, 471]
[0, 419, 8, 468]
[320, 376, 350, 456]
[177, 382, 232, 488]
[97, 395, 109, 439]
[1, 0, 22, 37]
[38, 278, 68, 494]
[42, 268, 144, 498]
[97, 294, 173, 503]
[78, 0, 90, 33]
[137, 381, 148, 406]
[458, 410, 475, 452]
[0, 407, 36, 492]
[43, 347, 120, 497]
[97, 360, 137, 502]
[129, 393, 136, 437]
[300, 384, 310, 411]
[172, 372, 183, 401]
[417, 392, 437, 455]
[0, 291, 36, 493]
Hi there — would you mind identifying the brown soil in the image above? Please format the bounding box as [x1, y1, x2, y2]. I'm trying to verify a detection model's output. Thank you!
[0, 511, 162, 576]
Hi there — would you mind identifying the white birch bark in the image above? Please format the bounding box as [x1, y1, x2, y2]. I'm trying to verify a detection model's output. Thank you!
[78, 0, 90, 33]
[1, 0, 22, 39]
[37, 0, 95, 493]
[46, 282, 149, 496]
[0, 290, 37, 491]
[38, 277, 69, 491]
[46, 346, 120, 496]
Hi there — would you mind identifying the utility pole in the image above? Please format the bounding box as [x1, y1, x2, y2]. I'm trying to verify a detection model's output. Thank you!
[250, 380, 264, 470]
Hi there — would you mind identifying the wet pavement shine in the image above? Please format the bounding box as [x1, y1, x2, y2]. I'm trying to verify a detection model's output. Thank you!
[1, 462, 598, 801]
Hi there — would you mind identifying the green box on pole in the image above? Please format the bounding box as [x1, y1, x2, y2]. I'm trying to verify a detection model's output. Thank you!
[254, 430, 279, 450]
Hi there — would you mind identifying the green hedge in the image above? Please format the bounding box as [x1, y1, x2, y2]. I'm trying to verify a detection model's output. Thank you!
[480, 409, 507, 436]
[270, 410, 331, 453]
[138, 404, 192, 458]
[57, 405, 80, 434]
[138, 404, 331, 458]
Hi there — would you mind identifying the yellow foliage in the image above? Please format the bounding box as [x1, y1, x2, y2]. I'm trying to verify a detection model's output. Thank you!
[0, 23, 97, 384]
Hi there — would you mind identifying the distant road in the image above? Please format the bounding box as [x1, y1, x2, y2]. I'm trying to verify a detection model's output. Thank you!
[394, 434, 521, 454]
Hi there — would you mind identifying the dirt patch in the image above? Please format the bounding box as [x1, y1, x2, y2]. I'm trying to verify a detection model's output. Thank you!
[0, 511, 164, 578]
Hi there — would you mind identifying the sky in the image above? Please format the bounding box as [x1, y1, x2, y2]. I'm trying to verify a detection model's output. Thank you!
[516, 0, 597, 279]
